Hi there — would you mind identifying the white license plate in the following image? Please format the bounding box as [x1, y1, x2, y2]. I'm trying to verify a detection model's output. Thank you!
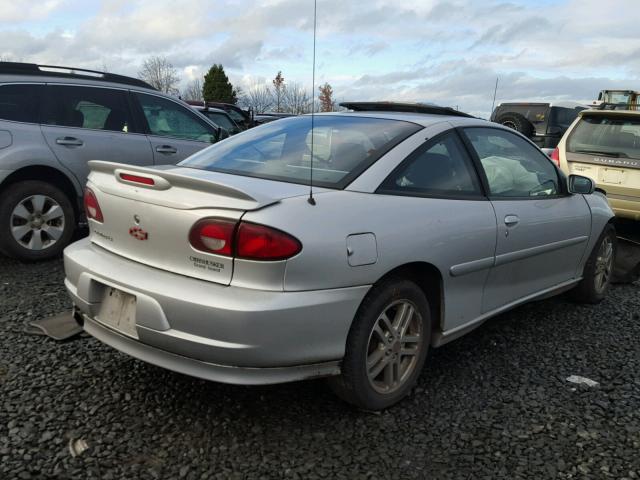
[96, 288, 138, 338]
[601, 168, 624, 185]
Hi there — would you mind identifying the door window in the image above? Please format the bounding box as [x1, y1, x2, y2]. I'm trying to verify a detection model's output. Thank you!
[0, 84, 42, 123]
[464, 127, 560, 198]
[136, 93, 216, 142]
[42, 86, 133, 132]
[378, 132, 482, 197]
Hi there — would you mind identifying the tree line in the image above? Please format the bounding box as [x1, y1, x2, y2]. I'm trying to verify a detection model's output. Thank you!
[138, 56, 336, 114]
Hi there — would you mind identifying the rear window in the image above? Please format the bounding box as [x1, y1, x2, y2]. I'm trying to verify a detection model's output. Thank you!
[0, 84, 41, 123]
[180, 115, 422, 188]
[567, 114, 640, 160]
[202, 111, 237, 132]
[549, 106, 584, 129]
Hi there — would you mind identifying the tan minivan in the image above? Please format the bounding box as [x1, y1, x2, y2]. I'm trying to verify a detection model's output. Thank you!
[553, 108, 640, 221]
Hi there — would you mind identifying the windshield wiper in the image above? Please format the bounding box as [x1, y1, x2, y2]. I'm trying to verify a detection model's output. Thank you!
[573, 149, 627, 158]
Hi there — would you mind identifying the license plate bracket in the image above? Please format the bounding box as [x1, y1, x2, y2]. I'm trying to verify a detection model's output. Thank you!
[96, 287, 138, 338]
[601, 168, 624, 185]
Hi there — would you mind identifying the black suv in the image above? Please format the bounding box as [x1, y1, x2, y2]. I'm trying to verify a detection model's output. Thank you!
[491, 102, 585, 150]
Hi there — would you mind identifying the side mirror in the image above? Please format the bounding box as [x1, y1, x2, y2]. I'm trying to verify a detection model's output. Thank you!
[218, 128, 230, 141]
[568, 174, 595, 194]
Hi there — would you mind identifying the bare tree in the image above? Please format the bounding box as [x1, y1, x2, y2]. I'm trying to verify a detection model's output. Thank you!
[183, 78, 203, 102]
[272, 71, 285, 112]
[283, 82, 312, 114]
[138, 56, 180, 94]
[239, 83, 274, 113]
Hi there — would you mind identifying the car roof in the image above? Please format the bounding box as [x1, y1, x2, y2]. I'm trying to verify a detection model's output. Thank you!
[0, 61, 156, 92]
[309, 111, 490, 128]
[580, 108, 640, 117]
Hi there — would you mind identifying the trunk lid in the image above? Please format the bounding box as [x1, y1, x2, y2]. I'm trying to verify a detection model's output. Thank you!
[85, 161, 315, 284]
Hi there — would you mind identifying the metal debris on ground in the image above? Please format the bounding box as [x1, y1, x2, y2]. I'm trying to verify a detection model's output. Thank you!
[566, 375, 600, 387]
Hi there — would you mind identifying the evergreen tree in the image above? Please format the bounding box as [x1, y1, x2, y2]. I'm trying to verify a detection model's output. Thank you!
[203, 64, 237, 104]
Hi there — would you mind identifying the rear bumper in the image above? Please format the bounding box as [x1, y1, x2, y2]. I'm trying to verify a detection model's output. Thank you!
[608, 195, 640, 221]
[64, 238, 370, 384]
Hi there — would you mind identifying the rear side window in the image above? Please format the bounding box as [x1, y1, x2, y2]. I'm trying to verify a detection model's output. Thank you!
[464, 127, 560, 198]
[136, 93, 216, 142]
[378, 132, 482, 197]
[567, 115, 640, 160]
[0, 84, 41, 123]
[42, 86, 133, 132]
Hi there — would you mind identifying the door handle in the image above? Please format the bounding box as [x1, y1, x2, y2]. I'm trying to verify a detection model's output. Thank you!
[156, 145, 177, 154]
[504, 215, 520, 226]
[55, 136, 83, 147]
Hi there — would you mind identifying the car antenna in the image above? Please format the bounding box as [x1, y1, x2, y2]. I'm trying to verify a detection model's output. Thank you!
[307, 0, 318, 206]
[490, 76, 499, 116]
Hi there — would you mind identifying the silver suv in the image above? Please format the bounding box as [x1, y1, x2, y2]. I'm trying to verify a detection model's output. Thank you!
[0, 62, 223, 261]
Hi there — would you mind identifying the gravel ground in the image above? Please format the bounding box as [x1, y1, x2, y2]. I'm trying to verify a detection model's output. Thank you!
[1, 255, 639, 480]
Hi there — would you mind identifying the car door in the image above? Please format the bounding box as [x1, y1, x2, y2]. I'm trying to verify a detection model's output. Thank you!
[39, 85, 154, 186]
[131, 92, 217, 164]
[461, 127, 592, 313]
[376, 131, 497, 331]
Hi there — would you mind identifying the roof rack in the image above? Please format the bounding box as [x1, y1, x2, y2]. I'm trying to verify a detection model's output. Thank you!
[0, 61, 156, 90]
[339, 101, 474, 118]
[596, 102, 639, 111]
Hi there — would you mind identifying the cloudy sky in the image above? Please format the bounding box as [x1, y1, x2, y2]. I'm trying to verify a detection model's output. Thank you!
[1, 0, 639, 117]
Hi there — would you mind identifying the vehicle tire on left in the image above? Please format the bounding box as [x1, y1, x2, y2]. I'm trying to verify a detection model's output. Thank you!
[0, 180, 76, 262]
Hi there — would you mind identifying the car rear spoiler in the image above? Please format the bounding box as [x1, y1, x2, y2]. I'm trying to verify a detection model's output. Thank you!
[88, 160, 268, 204]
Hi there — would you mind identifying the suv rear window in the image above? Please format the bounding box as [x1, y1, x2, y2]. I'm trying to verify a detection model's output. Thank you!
[549, 106, 583, 129]
[181, 115, 422, 188]
[567, 114, 640, 160]
[0, 84, 41, 123]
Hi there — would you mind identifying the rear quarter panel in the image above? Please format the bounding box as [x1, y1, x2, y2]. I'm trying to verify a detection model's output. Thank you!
[243, 191, 498, 331]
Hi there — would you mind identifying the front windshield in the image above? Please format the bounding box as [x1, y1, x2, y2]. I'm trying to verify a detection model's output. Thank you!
[180, 115, 422, 188]
[567, 115, 640, 159]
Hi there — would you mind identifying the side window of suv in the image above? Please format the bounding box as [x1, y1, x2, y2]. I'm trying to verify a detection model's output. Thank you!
[464, 127, 560, 198]
[135, 93, 216, 142]
[0, 84, 42, 123]
[42, 86, 133, 132]
[378, 132, 482, 197]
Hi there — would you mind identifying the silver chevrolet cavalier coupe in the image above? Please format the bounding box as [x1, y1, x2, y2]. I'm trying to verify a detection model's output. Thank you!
[64, 103, 616, 410]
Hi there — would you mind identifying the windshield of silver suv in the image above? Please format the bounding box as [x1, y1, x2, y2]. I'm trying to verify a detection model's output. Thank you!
[567, 114, 640, 160]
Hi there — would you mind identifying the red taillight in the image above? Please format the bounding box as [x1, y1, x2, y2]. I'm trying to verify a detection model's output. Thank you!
[83, 187, 103, 222]
[236, 222, 302, 260]
[188, 219, 302, 260]
[119, 173, 155, 185]
[189, 219, 236, 256]
[550, 147, 560, 167]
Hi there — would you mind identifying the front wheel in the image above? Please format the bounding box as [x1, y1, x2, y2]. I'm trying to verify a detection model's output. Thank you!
[0, 181, 76, 261]
[329, 278, 431, 410]
[570, 224, 616, 304]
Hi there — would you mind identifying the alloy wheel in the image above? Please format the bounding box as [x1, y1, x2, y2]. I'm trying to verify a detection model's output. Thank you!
[366, 299, 423, 394]
[594, 236, 614, 293]
[10, 195, 65, 251]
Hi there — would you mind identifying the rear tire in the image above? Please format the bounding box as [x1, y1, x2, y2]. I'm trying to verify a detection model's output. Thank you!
[329, 278, 431, 410]
[0, 181, 76, 262]
[496, 112, 534, 138]
[570, 224, 616, 304]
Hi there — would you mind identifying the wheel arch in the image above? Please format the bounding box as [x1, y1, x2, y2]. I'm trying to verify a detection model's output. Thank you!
[372, 261, 444, 340]
[0, 165, 82, 216]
